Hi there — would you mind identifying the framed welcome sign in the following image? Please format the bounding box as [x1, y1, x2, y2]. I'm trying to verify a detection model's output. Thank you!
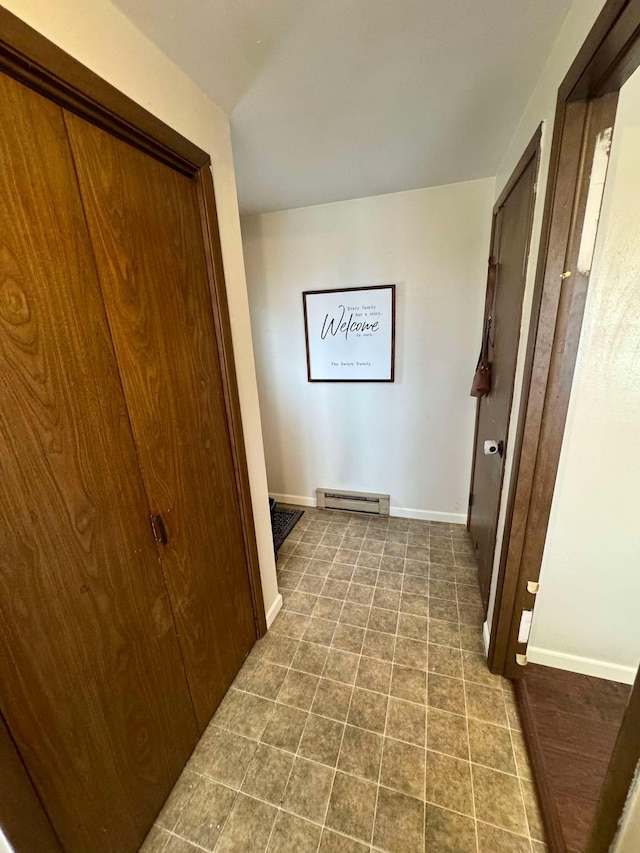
[302, 284, 396, 382]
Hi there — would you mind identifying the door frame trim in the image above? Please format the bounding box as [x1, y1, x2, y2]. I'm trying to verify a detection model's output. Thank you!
[485, 0, 640, 850]
[0, 7, 267, 637]
[467, 125, 541, 609]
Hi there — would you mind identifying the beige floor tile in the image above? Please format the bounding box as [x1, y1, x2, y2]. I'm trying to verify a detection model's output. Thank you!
[311, 677, 353, 722]
[425, 751, 474, 816]
[173, 776, 236, 851]
[429, 597, 459, 623]
[476, 821, 531, 852]
[468, 719, 517, 774]
[261, 703, 308, 752]
[377, 570, 404, 591]
[428, 673, 466, 715]
[339, 602, 370, 628]
[472, 765, 529, 835]
[330, 563, 356, 582]
[372, 587, 401, 611]
[241, 743, 295, 804]
[380, 737, 425, 799]
[462, 650, 505, 689]
[213, 689, 274, 739]
[277, 669, 320, 711]
[368, 606, 399, 634]
[348, 686, 388, 733]
[373, 786, 424, 853]
[521, 779, 546, 841]
[428, 643, 463, 679]
[323, 648, 360, 684]
[390, 664, 426, 704]
[156, 769, 199, 830]
[338, 724, 384, 781]
[216, 793, 277, 853]
[319, 829, 369, 852]
[267, 810, 322, 853]
[424, 803, 477, 852]
[303, 617, 337, 646]
[386, 697, 426, 746]
[325, 771, 378, 843]
[464, 683, 509, 727]
[396, 613, 429, 641]
[164, 836, 205, 853]
[313, 596, 345, 622]
[282, 757, 334, 823]
[363, 629, 396, 662]
[145, 519, 544, 853]
[429, 618, 461, 648]
[193, 726, 257, 788]
[332, 623, 366, 654]
[394, 636, 428, 670]
[270, 610, 310, 640]
[356, 656, 393, 693]
[298, 713, 345, 767]
[254, 632, 300, 667]
[427, 708, 469, 760]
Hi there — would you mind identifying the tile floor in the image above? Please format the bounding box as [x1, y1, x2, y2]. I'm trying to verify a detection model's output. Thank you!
[141, 508, 546, 853]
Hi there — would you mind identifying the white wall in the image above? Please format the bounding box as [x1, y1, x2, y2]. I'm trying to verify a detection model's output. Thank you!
[486, 0, 608, 629]
[614, 765, 640, 853]
[3, 0, 279, 621]
[243, 179, 494, 522]
[527, 64, 640, 683]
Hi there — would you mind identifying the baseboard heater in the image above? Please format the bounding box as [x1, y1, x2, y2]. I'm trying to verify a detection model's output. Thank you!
[316, 488, 390, 516]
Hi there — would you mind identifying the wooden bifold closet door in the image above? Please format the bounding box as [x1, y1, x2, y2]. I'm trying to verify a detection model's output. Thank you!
[65, 114, 257, 729]
[0, 68, 258, 853]
[0, 73, 199, 852]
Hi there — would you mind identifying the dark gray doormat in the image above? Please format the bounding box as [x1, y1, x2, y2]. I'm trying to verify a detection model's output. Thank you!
[272, 505, 304, 556]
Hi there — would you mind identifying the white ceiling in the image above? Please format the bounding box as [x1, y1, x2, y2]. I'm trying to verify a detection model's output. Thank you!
[112, 0, 571, 214]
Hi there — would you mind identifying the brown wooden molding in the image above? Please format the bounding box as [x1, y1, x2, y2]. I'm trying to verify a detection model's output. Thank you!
[0, 6, 209, 174]
[587, 668, 640, 853]
[514, 678, 564, 852]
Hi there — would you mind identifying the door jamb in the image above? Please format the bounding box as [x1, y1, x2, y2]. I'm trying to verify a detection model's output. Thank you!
[0, 7, 267, 637]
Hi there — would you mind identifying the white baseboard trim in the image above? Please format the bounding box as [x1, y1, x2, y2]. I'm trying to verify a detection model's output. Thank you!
[482, 621, 490, 658]
[269, 493, 466, 525]
[389, 506, 466, 525]
[265, 593, 283, 629]
[270, 493, 316, 508]
[527, 646, 636, 685]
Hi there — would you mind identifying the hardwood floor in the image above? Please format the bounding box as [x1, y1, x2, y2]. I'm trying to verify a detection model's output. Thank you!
[515, 664, 631, 853]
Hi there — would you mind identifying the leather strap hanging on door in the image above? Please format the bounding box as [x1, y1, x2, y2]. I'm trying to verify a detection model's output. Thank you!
[470, 258, 497, 398]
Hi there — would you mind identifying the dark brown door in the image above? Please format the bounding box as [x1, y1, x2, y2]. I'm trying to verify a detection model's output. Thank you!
[469, 151, 538, 610]
[66, 115, 258, 730]
[0, 75, 198, 851]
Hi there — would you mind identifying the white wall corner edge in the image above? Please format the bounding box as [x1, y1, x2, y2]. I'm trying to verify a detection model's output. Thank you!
[269, 493, 466, 525]
[482, 621, 491, 658]
[527, 646, 637, 685]
[265, 593, 283, 629]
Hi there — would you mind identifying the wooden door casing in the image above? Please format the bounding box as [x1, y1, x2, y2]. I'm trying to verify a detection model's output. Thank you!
[66, 114, 258, 730]
[0, 74, 199, 852]
[468, 148, 538, 610]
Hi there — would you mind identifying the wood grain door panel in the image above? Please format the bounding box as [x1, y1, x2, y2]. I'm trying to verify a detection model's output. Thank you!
[0, 73, 198, 853]
[65, 114, 258, 730]
[469, 156, 537, 609]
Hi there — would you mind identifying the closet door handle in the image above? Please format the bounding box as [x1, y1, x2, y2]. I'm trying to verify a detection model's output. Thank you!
[152, 513, 168, 545]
